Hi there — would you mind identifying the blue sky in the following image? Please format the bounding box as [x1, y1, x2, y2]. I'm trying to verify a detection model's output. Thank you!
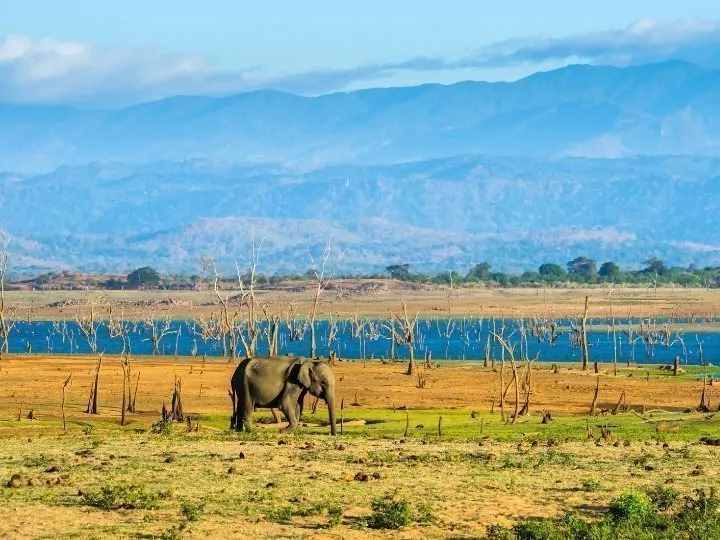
[3, 0, 720, 105]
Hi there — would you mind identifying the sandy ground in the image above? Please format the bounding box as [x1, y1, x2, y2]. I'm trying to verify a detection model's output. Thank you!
[0, 354, 715, 425]
[4, 285, 720, 320]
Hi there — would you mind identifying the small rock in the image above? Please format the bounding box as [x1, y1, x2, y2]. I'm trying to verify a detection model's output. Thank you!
[645, 465, 656, 471]
[164, 456, 175, 463]
[7, 474, 23, 488]
[27, 477, 42, 487]
[45, 466, 61, 473]
[371, 471, 382, 479]
[227, 466, 239, 475]
[354, 472, 369, 482]
[265, 482, 277, 488]
[336, 444, 346, 451]
[277, 440, 288, 446]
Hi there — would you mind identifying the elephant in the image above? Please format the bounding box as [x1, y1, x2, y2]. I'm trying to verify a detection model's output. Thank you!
[230, 356, 337, 435]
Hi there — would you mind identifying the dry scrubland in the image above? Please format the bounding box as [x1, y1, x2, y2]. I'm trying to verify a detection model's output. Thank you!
[6, 284, 720, 320]
[0, 288, 720, 538]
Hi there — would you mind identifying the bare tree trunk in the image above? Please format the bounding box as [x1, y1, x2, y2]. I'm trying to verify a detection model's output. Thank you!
[86, 354, 102, 415]
[61, 374, 72, 434]
[581, 296, 590, 371]
[589, 377, 600, 416]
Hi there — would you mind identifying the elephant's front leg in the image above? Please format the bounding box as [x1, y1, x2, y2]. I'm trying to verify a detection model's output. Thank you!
[242, 393, 255, 432]
[278, 394, 300, 434]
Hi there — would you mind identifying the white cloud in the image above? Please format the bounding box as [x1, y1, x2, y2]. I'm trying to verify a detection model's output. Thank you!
[2, 19, 720, 106]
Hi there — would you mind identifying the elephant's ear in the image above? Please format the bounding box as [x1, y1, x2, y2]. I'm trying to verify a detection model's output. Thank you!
[297, 361, 313, 389]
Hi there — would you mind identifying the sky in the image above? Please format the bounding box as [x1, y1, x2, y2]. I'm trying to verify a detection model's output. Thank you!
[3, 0, 720, 106]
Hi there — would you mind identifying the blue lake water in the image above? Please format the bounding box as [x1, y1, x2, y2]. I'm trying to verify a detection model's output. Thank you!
[4, 318, 719, 365]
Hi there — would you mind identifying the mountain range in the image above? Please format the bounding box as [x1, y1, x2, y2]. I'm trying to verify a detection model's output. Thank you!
[2, 60, 720, 275]
[2, 155, 719, 275]
[2, 60, 720, 174]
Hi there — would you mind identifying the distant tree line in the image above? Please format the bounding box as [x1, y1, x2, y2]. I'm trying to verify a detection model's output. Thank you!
[385, 256, 720, 288]
[17, 256, 720, 291]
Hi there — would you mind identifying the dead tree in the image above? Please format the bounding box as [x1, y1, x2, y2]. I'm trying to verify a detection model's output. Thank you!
[0, 230, 17, 358]
[589, 377, 600, 416]
[390, 302, 420, 375]
[581, 296, 590, 371]
[120, 356, 129, 426]
[86, 354, 103, 414]
[211, 260, 239, 359]
[493, 331, 521, 423]
[308, 234, 340, 359]
[142, 314, 177, 355]
[235, 236, 264, 358]
[61, 374, 72, 434]
[75, 304, 99, 354]
[171, 376, 184, 422]
[609, 286, 618, 376]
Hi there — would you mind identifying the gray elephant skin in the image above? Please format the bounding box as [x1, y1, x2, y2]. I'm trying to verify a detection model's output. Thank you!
[230, 356, 337, 435]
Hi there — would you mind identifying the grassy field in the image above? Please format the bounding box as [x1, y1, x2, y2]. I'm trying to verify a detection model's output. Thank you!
[1, 354, 719, 538]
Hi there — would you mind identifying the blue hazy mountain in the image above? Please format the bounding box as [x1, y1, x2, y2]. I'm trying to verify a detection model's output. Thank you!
[2, 60, 720, 173]
[2, 155, 719, 274]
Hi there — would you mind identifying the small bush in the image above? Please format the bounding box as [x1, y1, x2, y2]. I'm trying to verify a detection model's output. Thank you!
[266, 506, 293, 523]
[515, 518, 565, 540]
[327, 505, 343, 527]
[647, 485, 680, 511]
[580, 478, 601, 492]
[415, 501, 437, 523]
[151, 419, 173, 435]
[180, 500, 205, 521]
[367, 496, 413, 529]
[607, 491, 652, 522]
[484, 524, 514, 540]
[82, 483, 161, 511]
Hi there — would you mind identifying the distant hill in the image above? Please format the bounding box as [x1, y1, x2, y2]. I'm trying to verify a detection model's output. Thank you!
[2, 155, 719, 274]
[3, 61, 720, 173]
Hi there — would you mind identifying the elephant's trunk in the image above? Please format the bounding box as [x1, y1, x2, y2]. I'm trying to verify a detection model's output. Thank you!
[325, 393, 337, 436]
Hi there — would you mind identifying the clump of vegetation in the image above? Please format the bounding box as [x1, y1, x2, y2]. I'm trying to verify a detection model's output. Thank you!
[607, 490, 653, 522]
[180, 500, 205, 521]
[484, 488, 720, 539]
[647, 485, 680, 511]
[82, 483, 162, 510]
[327, 505, 344, 527]
[266, 505, 294, 523]
[150, 419, 173, 435]
[366, 495, 413, 529]
[415, 501, 438, 524]
[580, 478, 602, 492]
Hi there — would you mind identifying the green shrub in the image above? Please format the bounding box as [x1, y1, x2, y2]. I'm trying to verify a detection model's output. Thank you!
[608, 491, 653, 522]
[327, 505, 343, 527]
[415, 501, 437, 523]
[647, 485, 680, 511]
[514, 518, 565, 540]
[483, 524, 514, 540]
[180, 500, 205, 521]
[82, 483, 161, 511]
[266, 506, 293, 523]
[367, 496, 412, 529]
[150, 419, 173, 435]
[581, 478, 602, 492]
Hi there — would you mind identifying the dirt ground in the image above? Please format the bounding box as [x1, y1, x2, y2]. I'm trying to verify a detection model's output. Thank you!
[1, 356, 719, 538]
[0, 355, 716, 423]
[5, 285, 720, 320]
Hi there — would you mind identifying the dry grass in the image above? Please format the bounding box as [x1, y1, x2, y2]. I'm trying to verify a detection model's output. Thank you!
[6, 285, 720, 320]
[1, 355, 719, 538]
